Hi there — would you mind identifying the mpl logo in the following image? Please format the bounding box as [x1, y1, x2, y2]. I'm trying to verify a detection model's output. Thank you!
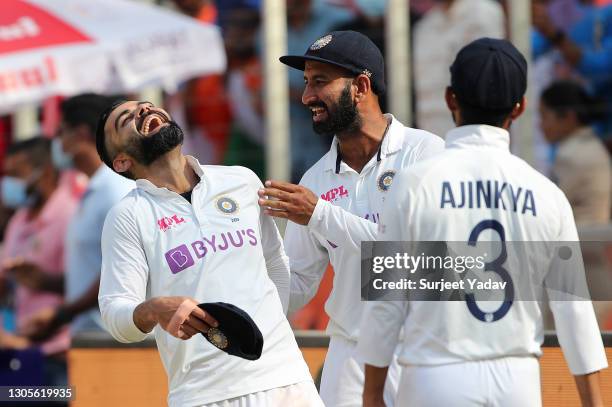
[157, 214, 186, 232]
[320, 185, 349, 202]
[165, 244, 195, 274]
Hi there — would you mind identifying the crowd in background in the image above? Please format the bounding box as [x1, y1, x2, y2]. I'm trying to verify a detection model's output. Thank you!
[0, 0, 612, 394]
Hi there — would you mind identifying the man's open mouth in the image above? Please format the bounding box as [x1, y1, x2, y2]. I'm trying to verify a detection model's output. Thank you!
[138, 113, 168, 136]
[310, 105, 327, 122]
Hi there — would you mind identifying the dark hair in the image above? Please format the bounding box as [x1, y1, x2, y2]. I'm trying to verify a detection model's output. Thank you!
[456, 97, 515, 128]
[7, 137, 51, 167]
[60, 94, 118, 137]
[95, 99, 127, 170]
[540, 80, 605, 125]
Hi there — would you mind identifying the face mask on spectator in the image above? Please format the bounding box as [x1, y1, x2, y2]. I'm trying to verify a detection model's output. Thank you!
[1, 170, 42, 209]
[51, 138, 73, 170]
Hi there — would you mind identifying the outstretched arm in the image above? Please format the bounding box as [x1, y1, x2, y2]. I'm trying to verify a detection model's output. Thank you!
[258, 180, 378, 249]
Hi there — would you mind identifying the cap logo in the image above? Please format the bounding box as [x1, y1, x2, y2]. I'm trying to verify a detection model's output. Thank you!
[207, 327, 229, 349]
[310, 34, 332, 51]
[362, 69, 372, 78]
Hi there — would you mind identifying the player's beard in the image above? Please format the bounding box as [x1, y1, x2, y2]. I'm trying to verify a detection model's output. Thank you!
[311, 83, 361, 136]
[124, 121, 184, 166]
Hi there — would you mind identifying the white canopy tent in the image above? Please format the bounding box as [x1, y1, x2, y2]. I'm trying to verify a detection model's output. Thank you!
[5, 0, 226, 137]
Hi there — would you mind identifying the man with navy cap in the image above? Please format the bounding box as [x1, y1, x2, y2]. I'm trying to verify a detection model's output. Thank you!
[357, 38, 607, 406]
[258, 30, 443, 406]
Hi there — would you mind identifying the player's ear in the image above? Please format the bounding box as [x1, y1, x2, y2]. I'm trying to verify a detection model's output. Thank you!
[445, 87, 459, 111]
[510, 96, 527, 120]
[112, 152, 133, 174]
[353, 75, 371, 103]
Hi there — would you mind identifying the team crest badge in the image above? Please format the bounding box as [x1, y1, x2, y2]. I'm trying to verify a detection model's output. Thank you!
[206, 327, 229, 349]
[216, 197, 239, 214]
[377, 170, 396, 192]
[310, 34, 332, 50]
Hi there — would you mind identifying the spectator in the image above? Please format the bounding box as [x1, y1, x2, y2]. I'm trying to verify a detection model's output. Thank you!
[540, 80, 611, 224]
[413, 0, 505, 137]
[216, 0, 260, 29]
[532, 0, 612, 147]
[223, 7, 266, 178]
[0, 138, 81, 388]
[22, 95, 134, 343]
[172, 0, 217, 22]
[172, 0, 233, 164]
[333, 0, 387, 110]
[331, 0, 386, 53]
[285, 0, 353, 181]
[547, 0, 586, 28]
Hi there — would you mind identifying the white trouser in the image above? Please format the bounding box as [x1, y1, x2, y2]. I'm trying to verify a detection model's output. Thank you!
[200, 381, 324, 407]
[320, 335, 401, 407]
[396, 356, 541, 407]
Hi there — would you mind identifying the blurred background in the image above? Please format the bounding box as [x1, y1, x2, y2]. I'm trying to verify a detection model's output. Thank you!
[1, 0, 612, 405]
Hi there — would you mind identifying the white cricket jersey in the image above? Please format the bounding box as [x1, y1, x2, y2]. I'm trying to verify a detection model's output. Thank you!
[285, 114, 443, 341]
[98, 157, 312, 406]
[356, 125, 608, 375]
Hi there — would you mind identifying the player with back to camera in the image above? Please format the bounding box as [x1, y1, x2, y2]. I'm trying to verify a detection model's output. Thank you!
[357, 38, 607, 407]
[96, 100, 323, 407]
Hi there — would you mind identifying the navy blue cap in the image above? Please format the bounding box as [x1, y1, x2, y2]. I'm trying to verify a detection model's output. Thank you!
[198, 302, 263, 361]
[450, 38, 527, 110]
[280, 30, 385, 95]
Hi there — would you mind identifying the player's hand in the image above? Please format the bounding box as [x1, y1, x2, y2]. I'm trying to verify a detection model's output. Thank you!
[532, 1, 557, 40]
[258, 180, 319, 226]
[4, 258, 46, 291]
[148, 297, 218, 340]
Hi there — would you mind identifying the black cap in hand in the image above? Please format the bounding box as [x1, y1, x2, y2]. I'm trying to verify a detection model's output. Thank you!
[198, 302, 263, 361]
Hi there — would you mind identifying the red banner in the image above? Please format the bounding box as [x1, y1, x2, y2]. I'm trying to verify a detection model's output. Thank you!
[0, 0, 91, 55]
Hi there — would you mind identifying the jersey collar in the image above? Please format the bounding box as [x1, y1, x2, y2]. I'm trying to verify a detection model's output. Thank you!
[445, 125, 510, 151]
[135, 155, 204, 197]
[324, 113, 404, 173]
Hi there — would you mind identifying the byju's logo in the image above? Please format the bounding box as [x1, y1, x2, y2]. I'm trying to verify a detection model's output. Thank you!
[165, 244, 195, 274]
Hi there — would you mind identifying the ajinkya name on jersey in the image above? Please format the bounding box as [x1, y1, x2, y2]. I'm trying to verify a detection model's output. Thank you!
[440, 180, 536, 216]
[164, 228, 259, 274]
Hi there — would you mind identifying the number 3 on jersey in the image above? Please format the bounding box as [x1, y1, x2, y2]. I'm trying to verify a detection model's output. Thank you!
[465, 219, 514, 322]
